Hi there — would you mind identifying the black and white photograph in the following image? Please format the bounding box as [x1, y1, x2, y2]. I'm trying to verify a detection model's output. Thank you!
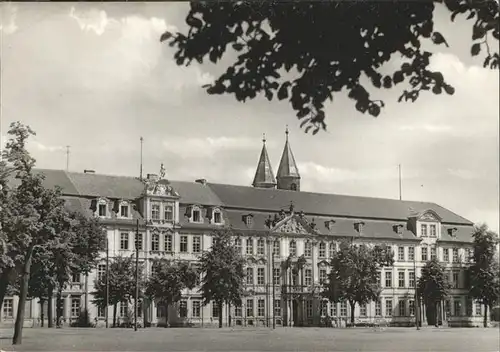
[0, 1, 499, 351]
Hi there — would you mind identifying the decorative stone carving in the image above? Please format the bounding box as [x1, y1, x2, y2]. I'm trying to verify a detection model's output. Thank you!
[276, 218, 309, 235]
[420, 212, 438, 221]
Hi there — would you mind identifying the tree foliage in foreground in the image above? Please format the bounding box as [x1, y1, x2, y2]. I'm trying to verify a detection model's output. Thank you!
[163, 1, 499, 133]
[92, 255, 144, 327]
[199, 228, 245, 328]
[322, 240, 394, 324]
[145, 259, 198, 327]
[417, 259, 451, 326]
[467, 224, 500, 327]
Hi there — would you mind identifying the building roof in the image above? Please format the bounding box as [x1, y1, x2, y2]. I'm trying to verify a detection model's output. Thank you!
[252, 139, 276, 187]
[277, 130, 300, 179]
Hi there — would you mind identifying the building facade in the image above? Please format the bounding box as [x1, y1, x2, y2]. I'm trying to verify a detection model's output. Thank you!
[1, 131, 485, 328]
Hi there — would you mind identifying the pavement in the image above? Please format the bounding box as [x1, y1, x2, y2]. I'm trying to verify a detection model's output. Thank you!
[0, 326, 499, 351]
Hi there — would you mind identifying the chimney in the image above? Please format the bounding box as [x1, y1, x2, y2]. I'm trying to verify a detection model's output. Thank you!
[195, 178, 207, 185]
[84, 170, 95, 174]
[147, 173, 159, 181]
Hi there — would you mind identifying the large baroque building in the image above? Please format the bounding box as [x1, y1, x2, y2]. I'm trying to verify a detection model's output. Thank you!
[1, 131, 485, 328]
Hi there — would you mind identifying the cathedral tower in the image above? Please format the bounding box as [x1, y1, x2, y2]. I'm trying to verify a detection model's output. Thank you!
[252, 134, 277, 189]
[277, 127, 300, 191]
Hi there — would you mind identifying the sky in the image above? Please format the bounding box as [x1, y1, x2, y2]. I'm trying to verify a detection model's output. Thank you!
[0, 2, 498, 232]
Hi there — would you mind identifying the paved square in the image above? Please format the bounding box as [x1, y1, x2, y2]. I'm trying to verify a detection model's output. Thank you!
[0, 327, 498, 351]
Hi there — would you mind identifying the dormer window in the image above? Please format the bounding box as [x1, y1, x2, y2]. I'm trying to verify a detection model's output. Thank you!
[448, 228, 458, 237]
[192, 207, 202, 223]
[120, 203, 129, 218]
[393, 224, 404, 235]
[421, 224, 428, 237]
[429, 224, 437, 237]
[325, 220, 336, 230]
[354, 221, 365, 233]
[244, 214, 254, 227]
[213, 210, 222, 224]
[98, 203, 107, 217]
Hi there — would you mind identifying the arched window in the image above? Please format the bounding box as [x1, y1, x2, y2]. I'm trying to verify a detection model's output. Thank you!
[290, 183, 297, 191]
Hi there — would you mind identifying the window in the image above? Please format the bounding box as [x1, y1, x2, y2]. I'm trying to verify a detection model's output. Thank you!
[246, 238, 254, 256]
[444, 248, 449, 262]
[375, 300, 382, 316]
[120, 205, 129, 218]
[274, 300, 281, 316]
[385, 299, 393, 317]
[453, 271, 459, 288]
[398, 271, 405, 288]
[409, 271, 415, 288]
[71, 298, 81, 318]
[398, 300, 406, 316]
[179, 301, 187, 318]
[408, 246, 415, 261]
[120, 233, 129, 250]
[409, 300, 415, 316]
[430, 224, 437, 237]
[291, 183, 297, 191]
[192, 300, 201, 318]
[164, 203, 173, 222]
[304, 241, 312, 257]
[421, 247, 428, 261]
[289, 240, 297, 256]
[98, 203, 107, 217]
[340, 301, 347, 317]
[385, 271, 392, 288]
[360, 303, 367, 317]
[235, 305, 242, 317]
[151, 203, 160, 220]
[452, 248, 459, 263]
[245, 215, 253, 227]
[430, 247, 437, 260]
[257, 238, 265, 255]
[97, 264, 106, 281]
[180, 235, 188, 253]
[475, 301, 482, 316]
[329, 242, 336, 257]
[273, 267, 281, 285]
[330, 302, 337, 317]
[246, 299, 254, 317]
[246, 267, 254, 285]
[257, 299, 265, 317]
[135, 233, 143, 250]
[72, 272, 80, 283]
[213, 211, 222, 224]
[318, 242, 326, 258]
[192, 208, 201, 223]
[421, 224, 428, 237]
[192, 236, 201, 254]
[319, 269, 327, 283]
[2, 299, 13, 318]
[212, 302, 219, 319]
[257, 267, 265, 285]
[98, 306, 105, 318]
[453, 298, 461, 316]
[273, 240, 280, 256]
[467, 248, 474, 263]
[151, 233, 159, 251]
[235, 238, 242, 253]
[306, 300, 313, 317]
[305, 269, 312, 286]
[164, 234, 172, 252]
[321, 300, 328, 316]
[398, 247, 405, 261]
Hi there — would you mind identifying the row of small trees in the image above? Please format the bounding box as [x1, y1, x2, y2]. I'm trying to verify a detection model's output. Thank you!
[0, 122, 107, 345]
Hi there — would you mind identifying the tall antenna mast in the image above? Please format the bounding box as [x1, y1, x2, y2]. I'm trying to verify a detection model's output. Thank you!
[398, 164, 402, 201]
[66, 146, 70, 171]
[139, 137, 143, 180]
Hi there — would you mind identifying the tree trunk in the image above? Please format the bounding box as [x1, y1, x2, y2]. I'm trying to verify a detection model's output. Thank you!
[113, 303, 117, 327]
[47, 286, 54, 328]
[0, 269, 12, 313]
[13, 246, 34, 345]
[56, 288, 63, 328]
[40, 300, 45, 327]
[218, 301, 223, 328]
[349, 301, 355, 325]
[483, 303, 488, 328]
[228, 302, 232, 327]
[165, 303, 169, 328]
[434, 301, 439, 327]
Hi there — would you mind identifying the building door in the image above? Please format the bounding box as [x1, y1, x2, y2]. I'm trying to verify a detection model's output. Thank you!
[292, 300, 299, 326]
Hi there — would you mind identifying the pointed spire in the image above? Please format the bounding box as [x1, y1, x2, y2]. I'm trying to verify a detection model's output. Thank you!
[277, 127, 300, 180]
[252, 134, 276, 188]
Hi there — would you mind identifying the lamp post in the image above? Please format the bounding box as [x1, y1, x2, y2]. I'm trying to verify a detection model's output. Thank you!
[134, 219, 139, 332]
